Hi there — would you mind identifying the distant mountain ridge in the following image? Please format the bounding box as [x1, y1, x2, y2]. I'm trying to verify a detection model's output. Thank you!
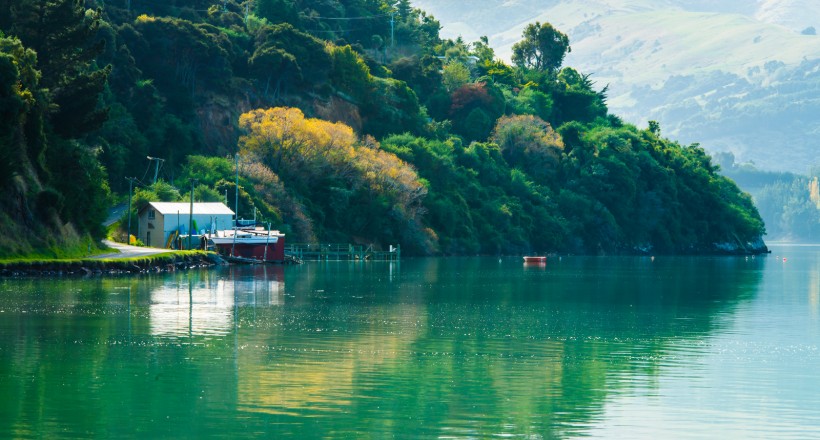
[413, 0, 820, 172]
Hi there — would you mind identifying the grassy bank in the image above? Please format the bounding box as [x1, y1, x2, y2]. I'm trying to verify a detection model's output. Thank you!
[0, 251, 220, 276]
[0, 211, 112, 260]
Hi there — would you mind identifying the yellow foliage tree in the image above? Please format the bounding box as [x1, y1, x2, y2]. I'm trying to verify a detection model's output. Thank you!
[238, 107, 435, 251]
[239, 107, 356, 183]
[354, 144, 427, 218]
[809, 177, 820, 209]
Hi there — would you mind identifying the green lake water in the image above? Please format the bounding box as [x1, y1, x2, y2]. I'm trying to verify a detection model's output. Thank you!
[2, 245, 820, 438]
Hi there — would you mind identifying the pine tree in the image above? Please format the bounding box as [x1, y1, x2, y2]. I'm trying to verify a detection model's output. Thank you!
[7, 0, 109, 138]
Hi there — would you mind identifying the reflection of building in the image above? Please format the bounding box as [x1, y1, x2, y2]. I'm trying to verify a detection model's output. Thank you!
[149, 280, 235, 337]
[149, 266, 284, 337]
[231, 265, 285, 306]
[138, 202, 234, 248]
[811, 268, 819, 318]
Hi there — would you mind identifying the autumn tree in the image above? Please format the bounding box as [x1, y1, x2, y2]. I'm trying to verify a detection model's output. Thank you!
[238, 107, 434, 252]
[449, 81, 504, 142]
[238, 107, 356, 189]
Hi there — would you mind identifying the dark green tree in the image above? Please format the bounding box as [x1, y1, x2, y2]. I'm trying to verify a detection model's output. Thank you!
[0, 52, 25, 190]
[389, 54, 443, 101]
[511, 22, 570, 73]
[47, 139, 111, 238]
[0, 34, 42, 190]
[449, 81, 504, 142]
[6, 0, 110, 138]
[249, 45, 301, 99]
[254, 23, 331, 87]
[255, 0, 298, 25]
[551, 67, 608, 125]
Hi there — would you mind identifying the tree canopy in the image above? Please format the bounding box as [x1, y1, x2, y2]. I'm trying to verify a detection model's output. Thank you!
[0, 0, 768, 257]
[511, 22, 571, 73]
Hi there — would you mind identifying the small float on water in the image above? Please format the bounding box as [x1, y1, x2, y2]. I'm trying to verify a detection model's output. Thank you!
[523, 256, 547, 264]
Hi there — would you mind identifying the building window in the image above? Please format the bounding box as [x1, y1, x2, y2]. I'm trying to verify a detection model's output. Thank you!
[148, 209, 155, 219]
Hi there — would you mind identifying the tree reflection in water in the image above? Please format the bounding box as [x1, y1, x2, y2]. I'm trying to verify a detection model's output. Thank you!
[0, 256, 767, 438]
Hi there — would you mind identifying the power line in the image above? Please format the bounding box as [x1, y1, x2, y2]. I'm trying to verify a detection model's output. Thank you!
[115, 1, 389, 22]
[138, 157, 153, 185]
[121, 0, 214, 13]
[303, 26, 377, 34]
[311, 13, 391, 21]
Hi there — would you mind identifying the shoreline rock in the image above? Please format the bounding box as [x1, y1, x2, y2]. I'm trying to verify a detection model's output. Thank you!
[0, 253, 219, 277]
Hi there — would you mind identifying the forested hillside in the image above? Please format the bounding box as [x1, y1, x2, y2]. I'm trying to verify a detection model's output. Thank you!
[0, 0, 767, 257]
[414, 0, 820, 172]
[714, 152, 820, 242]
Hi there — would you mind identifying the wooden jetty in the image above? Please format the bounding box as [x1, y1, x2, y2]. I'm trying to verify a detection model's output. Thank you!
[285, 243, 400, 262]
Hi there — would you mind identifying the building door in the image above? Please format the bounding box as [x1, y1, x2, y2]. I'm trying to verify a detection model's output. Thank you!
[147, 231, 151, 247]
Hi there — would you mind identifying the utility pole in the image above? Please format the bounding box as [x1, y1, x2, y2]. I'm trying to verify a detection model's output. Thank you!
[390, 11, 396, 48]
[263, 221, 270, 262]
[188, 178, 198, 250]
[232, 154, 240, 257]
[234, 154, 240, 220]
[146, 156, 165, 184]
[125, 177, 137, 244]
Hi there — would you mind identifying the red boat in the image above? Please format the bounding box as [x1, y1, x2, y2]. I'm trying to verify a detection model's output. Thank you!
[202, 228, 286, 263]
[523, 256, 547, 264]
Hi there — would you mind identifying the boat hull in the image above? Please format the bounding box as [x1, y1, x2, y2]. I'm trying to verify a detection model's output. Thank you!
[204, 231, 285, 263]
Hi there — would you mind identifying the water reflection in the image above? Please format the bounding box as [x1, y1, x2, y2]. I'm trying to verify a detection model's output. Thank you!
[6, 254, 815, 439]
[811, 265, 819, 319]
[148, 266, 283, 337]
[224, 256, 768, 438]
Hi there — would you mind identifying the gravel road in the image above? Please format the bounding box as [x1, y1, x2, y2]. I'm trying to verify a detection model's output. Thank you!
[92, 240, 174, 259]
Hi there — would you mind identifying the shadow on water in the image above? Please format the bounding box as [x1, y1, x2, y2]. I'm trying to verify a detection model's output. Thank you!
[0, 255, 766, 438]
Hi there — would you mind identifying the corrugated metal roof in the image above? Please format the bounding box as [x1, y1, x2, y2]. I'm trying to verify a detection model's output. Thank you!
[145, 202, 235, 216]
